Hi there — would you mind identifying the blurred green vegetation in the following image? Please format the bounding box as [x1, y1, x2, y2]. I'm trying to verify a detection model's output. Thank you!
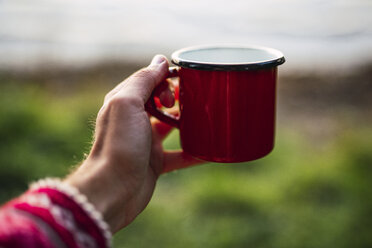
[0, 72, 371, 248]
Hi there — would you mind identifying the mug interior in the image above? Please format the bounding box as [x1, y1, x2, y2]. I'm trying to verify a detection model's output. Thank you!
[172, 45, 285, 71]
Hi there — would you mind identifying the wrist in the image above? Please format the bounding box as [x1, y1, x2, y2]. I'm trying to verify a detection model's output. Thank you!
[64, 158, 127, 233]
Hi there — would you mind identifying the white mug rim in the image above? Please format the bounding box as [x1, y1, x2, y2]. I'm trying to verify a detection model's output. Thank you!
[171, 44, 285, 71]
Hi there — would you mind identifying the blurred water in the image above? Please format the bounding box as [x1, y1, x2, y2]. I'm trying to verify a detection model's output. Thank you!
[0, 0, 372, 71]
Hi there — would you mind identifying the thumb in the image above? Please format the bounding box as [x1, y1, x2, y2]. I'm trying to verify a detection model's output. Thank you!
[116, 55, 169, 104]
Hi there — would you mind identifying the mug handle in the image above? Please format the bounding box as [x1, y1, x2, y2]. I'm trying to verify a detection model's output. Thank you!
[145, 66, 180, 128]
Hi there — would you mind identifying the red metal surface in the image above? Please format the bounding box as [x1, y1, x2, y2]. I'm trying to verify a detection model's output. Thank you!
[146, 66, 278, 163]
[177, 67, 278, 162]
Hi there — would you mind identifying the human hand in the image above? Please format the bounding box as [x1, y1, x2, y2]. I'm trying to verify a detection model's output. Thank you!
[64, 55, 201, 233]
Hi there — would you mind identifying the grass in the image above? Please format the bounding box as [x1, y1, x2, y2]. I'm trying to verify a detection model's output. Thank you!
[0, 69, 372, 247]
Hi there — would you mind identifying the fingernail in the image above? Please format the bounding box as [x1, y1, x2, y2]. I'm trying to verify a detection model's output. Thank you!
[150, 55, 166, 66]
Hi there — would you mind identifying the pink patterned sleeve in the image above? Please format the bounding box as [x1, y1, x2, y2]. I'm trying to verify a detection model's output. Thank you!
[0, 179, 112, 248]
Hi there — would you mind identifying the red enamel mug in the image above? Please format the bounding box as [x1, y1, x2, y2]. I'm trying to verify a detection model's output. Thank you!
[146, 44, 285, 163]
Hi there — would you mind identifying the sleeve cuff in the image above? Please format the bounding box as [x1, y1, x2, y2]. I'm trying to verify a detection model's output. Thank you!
[26, 178, 112, 248]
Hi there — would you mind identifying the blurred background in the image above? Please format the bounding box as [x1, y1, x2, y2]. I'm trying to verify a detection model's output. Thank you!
[1, 0, 372, 247]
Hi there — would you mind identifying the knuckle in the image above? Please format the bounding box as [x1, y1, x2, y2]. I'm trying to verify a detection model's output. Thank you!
[132, 68, 157, 86]
[104, 93, 111, 103]
[108, 95, 143, 109]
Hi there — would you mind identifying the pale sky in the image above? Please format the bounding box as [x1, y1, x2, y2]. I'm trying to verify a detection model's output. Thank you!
[1, 0, 371, 71]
